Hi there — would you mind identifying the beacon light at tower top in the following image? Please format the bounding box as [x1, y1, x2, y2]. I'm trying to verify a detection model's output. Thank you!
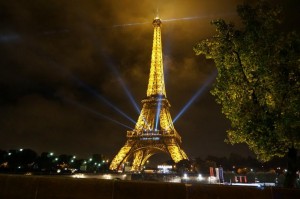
[112, 13, 237, 28]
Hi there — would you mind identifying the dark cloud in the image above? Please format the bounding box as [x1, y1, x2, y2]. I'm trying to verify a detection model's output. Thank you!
[2, 0, 297, 160]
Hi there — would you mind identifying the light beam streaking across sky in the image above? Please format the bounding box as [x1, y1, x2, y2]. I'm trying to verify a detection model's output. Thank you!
[162, 12, 236, 23]
[34, 51, 137, 125]
[0, 33, 20, 43]
[162, 16, 207, 22]
[63, 98, 134, 130]
[155, 96, 163, 130]
[100, 52, 141, 114]
[73, 77, 137, 124]
[112, 21, 150, 28]
[173, 70, 217, 123]
[64, 29, 140, 117]
[112, 13, 236, 28]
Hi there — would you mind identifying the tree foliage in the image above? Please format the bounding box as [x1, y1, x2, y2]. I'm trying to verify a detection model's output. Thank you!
[194, 1, 300, 162]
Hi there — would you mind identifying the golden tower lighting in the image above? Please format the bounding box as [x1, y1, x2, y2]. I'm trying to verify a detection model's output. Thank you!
[109, 16, 189, 172]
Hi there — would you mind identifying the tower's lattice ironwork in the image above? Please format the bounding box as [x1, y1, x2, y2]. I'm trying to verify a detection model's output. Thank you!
[109, 17, 188, 172]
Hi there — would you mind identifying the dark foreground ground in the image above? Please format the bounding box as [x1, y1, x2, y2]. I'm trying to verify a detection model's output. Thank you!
[0, 174, 299, 199]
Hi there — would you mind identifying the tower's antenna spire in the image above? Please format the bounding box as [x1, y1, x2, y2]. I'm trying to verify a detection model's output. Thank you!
[155, 8, 159, 19]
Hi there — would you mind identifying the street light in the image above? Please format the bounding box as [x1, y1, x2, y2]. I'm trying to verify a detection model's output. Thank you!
[183, 173, 188, 179]
[197, 174, 203, 181]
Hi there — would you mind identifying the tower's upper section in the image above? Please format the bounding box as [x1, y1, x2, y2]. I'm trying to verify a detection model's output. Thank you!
[146, 17, 166, 97]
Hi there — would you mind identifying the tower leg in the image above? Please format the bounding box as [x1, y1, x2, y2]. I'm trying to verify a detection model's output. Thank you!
[109, 144, 132, 171]
[167, 144, 188, 163]
[131, 150, 144, 171]
[131, 149, 155, 171]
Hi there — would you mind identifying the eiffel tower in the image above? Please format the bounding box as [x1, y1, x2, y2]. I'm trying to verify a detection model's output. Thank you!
[109, 16, 188, 172]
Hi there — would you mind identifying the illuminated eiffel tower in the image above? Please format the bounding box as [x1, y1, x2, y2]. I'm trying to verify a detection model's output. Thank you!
[109, 16, 188, 172]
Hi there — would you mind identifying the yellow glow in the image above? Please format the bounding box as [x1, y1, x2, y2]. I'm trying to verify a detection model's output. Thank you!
[131, 150, 144, 171]
[109, 18, 188, 172]
[147, 19, 166, 97]
[109, 145, 131, 170]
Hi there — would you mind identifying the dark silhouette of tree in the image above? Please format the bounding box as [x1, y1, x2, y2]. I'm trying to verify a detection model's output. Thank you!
[57, 154, 72, 165]
[35, 152, 55, 172]
[19, 149, 37, 169]
[86, 154, 105, 173]
[0, 150, 7, 171]
[0, 150, 6, 164]
[176, 159, 191, 174]
[5, 149, 37, 171]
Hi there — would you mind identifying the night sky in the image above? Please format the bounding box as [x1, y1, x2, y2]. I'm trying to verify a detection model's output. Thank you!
[0, 0, 298, 161]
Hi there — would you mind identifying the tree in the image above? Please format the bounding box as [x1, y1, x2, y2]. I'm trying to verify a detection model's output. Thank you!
[194, 1, 299, 187]
[19, 149, 38, 169]
[86, 154, 105, 173]
[176, 159, 191, 174]
[0, 150, 7, 171]
[35, 152, 56, 172]
[5, 149, 37, 171]
[0, 150, 6, 164]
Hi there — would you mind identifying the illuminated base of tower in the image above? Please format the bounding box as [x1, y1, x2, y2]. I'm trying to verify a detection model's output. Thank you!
[109, 132, 188, 171]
